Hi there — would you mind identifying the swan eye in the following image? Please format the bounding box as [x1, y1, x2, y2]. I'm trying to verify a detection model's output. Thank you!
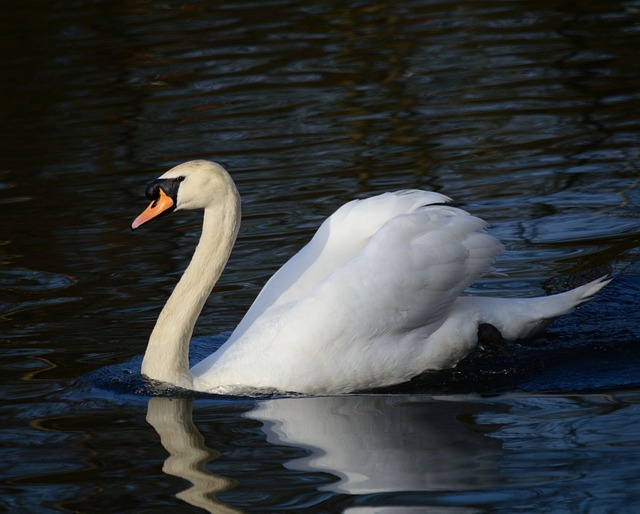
[177, 176, 185, 182]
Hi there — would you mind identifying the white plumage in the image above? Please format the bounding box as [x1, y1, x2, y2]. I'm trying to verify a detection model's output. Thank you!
[132, 160, 609, 394]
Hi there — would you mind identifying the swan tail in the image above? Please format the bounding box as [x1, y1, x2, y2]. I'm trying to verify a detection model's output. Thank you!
[458, 275, 611, 342]
[530, 275, 612, 315]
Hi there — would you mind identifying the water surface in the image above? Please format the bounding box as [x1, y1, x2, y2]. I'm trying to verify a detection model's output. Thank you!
[2, 0, 640, 512]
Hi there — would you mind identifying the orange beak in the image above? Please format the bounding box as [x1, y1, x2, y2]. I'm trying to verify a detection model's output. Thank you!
[131, 189, 175, 230]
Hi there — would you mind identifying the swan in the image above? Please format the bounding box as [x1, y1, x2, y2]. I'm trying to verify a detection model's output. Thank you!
[132, 160, 609, 394]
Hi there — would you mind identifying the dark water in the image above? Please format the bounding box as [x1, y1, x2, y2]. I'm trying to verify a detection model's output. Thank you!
[2, 0, 640, 512]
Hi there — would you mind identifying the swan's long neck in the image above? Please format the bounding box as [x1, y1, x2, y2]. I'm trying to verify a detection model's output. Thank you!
[141, 188, 241, 389]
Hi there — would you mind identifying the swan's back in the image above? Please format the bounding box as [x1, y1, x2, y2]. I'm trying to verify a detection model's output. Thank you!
[192, 190, 504, 393]
[228, 190, 454, 342]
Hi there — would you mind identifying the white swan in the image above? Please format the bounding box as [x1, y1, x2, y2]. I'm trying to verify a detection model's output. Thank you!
[132, 160, 609, 394]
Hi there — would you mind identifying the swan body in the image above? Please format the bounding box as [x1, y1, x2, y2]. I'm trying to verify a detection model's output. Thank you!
[132, 160, 610, 394]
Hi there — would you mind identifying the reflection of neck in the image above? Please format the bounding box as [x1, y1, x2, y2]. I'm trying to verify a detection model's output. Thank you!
[146, 398, 240, 514]
[141, 194, 240, 389]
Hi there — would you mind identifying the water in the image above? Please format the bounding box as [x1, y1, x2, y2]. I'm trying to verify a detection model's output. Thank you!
[2, 0, 640, 511]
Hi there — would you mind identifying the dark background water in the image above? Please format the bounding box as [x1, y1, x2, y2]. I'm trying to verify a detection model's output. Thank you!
[2, 0, 640, 512]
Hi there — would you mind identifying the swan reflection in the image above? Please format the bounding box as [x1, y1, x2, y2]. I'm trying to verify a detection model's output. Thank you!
[147, 395, 502, 512]
[145, 398, 240, 514]
[247, 395, 501, 494]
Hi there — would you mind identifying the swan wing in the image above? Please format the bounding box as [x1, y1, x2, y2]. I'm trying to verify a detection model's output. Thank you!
[228, 190, 453, 343]
[297, 201, 503, 338]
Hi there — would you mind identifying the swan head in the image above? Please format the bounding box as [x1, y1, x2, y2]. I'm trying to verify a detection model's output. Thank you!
[131, 160, 237, 230]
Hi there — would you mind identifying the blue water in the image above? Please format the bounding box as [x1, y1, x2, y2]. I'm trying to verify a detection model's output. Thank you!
[2, 0, 640, 512]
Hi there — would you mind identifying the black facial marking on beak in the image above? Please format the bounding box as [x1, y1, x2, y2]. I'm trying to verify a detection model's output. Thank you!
[131, 176, 185, 230]
[145, 177, 183, 204]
